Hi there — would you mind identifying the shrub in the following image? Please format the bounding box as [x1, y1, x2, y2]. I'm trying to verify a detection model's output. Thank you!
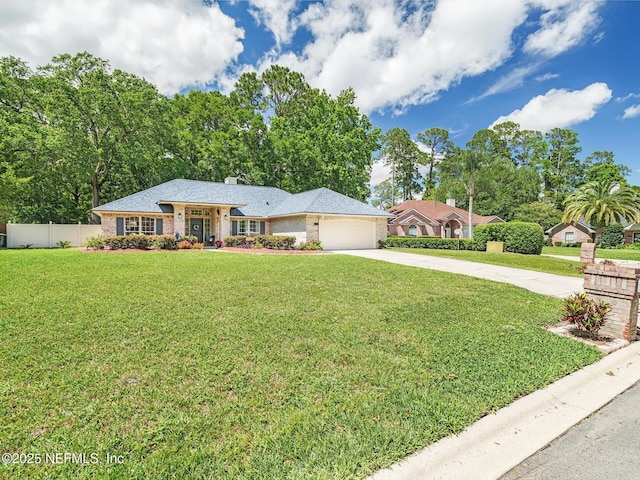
[383, 236, 475, 250]
[299, 240, 323, 251]
[601, 224, 625, 248]
[151, 236, 176, 250]
[255, 235, 296, 250]
[224, 235, 248, 247]
[223, 235, 296, 250]
[561, 292, 611, 337]
[103, 236, 127, 250]
[127, 234, 152, 250]
[473, 222, 543, 255]
[57, 240, 71, 249]
[85, 235, 105, 250]
[176, 240, 191, 249]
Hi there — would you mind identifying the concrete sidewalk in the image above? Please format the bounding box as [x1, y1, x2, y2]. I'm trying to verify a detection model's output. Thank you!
[367, 341, 640, 480]
[338, 249, 582, 299]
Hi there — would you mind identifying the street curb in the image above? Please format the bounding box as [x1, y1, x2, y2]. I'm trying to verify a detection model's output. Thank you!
[368, 341, 640, 480]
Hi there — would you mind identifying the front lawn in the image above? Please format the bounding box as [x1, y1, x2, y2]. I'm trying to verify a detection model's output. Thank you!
[543, 246, 640, 261]
[0, 250, 601, 479]
[391, 247, 585, 277]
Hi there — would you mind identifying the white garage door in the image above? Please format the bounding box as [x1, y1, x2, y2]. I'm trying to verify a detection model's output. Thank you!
[319, 218, 376, 250]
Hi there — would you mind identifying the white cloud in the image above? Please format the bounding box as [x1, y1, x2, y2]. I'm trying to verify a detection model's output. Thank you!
[535, 72, 559, 82]
[491, 82, 612, 132]
[0, 0, 244, 94]
[247, 0, 298, 47]
[524, 1, 602, 57]
[370, 160, 391, 186]
[623, 104, 640, 120]
[468, 64, 538, 103]
[253, 0, 530, 113]
[616, 93, 640, 103]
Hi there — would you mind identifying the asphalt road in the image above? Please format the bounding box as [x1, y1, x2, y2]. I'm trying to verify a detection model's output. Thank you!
[499, 381, 640, 480]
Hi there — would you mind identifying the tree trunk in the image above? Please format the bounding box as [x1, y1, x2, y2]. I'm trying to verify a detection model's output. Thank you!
[90, 173, 100, 224]
[595, 226, 603, 245]
[468, 194, 473, 238]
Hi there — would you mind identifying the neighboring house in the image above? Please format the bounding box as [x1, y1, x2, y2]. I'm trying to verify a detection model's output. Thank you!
[92, 178, 392, 250]
[547, 220, 640, 244]
[387, 199, 503, 238]
[546, 221, 595, 244]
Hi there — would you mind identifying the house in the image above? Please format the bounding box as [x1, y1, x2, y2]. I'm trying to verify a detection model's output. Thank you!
[92, 178, 392, 250]
[387, 199, 503, 238]
[547, 220, 640, 245]
[546, 221, 594, 244]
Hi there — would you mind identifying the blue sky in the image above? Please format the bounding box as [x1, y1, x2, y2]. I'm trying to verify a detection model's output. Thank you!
[1, 0, 639, 186]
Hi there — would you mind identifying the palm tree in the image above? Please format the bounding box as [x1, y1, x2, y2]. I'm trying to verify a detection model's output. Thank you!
[562, 180, 640, 242]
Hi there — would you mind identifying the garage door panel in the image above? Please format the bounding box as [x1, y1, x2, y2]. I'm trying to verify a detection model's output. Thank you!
[319, 219, 375, 250]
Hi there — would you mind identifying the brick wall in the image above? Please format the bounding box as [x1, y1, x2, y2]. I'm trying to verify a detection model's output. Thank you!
[270, 215, 307, 245]
[583, 263, 639, 341]
[551, 224, 592, 244]
[376, 218, 388, 243]
[99, 214, 175, 237]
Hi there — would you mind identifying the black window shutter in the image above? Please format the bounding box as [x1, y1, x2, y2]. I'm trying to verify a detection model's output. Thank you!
[116, 217, 124, 236]
[156, 218, 163, 235]
[232, 220, 238, 236]
[260, 221, 265, 235]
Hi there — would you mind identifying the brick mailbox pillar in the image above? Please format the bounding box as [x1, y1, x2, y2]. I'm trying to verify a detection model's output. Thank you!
[580, 243, 596, 265]
[583, 263, 639, 341]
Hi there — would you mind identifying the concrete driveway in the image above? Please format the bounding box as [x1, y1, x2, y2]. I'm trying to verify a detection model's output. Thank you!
[337, 249, 583, 299]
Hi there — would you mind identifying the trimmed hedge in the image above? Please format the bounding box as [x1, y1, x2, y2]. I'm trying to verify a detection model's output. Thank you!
[383, 236, 475, 250]
[86, 234, 178, 250]
[223, 235, 296, 250]
[473, 222, 544, 255]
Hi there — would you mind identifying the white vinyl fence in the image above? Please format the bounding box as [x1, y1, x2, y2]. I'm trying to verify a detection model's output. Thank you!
[7, 222, 102, 248]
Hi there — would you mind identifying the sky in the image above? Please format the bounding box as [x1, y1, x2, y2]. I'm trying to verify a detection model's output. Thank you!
[1, 0, 639, 187]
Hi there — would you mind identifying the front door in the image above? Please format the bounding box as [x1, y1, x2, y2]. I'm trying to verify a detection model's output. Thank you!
[190, 218, 203, 242]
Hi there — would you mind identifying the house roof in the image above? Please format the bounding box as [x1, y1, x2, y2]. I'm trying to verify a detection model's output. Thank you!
[388, 200, 503, 225]
[266, 188, 392, 218]
[93, 179, 391, 218]
[546, 221, 595, 235]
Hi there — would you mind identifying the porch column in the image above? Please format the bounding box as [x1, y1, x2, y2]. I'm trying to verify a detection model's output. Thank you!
[220, 207, 231, 239]
[174, 205, 186, 236]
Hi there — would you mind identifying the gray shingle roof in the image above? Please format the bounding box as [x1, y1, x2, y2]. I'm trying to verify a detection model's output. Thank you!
[93, 180, 391, 218]
[266, 188, 393, 217]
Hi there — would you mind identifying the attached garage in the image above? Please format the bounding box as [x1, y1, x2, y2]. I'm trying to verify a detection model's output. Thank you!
[319, 218, 376, 250]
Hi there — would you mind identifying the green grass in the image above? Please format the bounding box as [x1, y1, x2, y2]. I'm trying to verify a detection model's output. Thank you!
[543, 246, 640, 261]
[391, 247, 585, 277]
[0, 249, 601, 479]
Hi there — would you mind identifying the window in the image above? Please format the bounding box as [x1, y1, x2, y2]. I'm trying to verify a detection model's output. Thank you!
[408, 225, 418, 237]
[634, 233, 640, 244]
[237, 219, 261, 235]
[191, 209, 203, 216]
[124, 216, 155, 235]
[564, 231, 575, 243]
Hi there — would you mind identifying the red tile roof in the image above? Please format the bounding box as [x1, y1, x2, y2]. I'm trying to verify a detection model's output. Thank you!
[388, 200, 502, 225]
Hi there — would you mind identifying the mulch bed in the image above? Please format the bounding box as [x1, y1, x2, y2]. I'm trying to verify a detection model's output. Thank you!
[217, 247, 331, 255]
[81, 247, 330, 255]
